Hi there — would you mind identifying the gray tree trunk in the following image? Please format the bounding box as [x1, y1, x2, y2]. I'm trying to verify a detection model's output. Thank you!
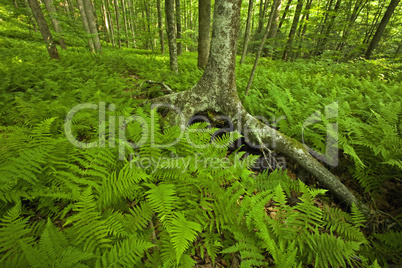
[151, 0, 366, 214]
[197, 0, 211, 69]
[365, 0, 400, 59]
[27, 0, 60, 59]
[43, 0, 67, 49]
[157, 0, 165, 53]
[277, 0, 292, 33]
[282, 0, 303, 60]
[240, 0, 254, 65]
[77, 0, 94, 51]
[165, 0, 178, 73]
[82, 0, 101, 51]
[175, 0, 182, 55]
[113, 0, 121, 48]
[245, 0, 281, 95]
[121, 0, 129, 48]
[143, 0, 153, 50]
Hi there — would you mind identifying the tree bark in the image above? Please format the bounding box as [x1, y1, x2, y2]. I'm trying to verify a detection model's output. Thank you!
[175, 0, 182, 55]
[245, 0, 281, 95]
[314, 0, 342, 56]
[143, 0, 153, 50]
[114, 0, 121, 48]
[77, 0, 94, 51]
[240, 0, 254, 64]
[43, 0, 67, 49]
[256, 0, 270, 34]
[295, 0, 312, 59]
[197, 0, 211, 69]
[82, 0, 101, 51]
[282, 0, 303, 60]
[277, 0, 292, 33]
[165, 0, 178, 73]
[365, 0, 400, 59]
[151, 0, 366, 214]
[27, 0, 60, 59]
[157, 0, 165, 53]
[121, 0, 129, 48]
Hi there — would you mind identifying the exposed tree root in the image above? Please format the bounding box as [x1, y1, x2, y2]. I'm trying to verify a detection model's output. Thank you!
[151, 88, 368, 214]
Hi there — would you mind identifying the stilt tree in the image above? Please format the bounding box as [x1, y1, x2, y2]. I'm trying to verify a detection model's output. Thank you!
[153, 0, 366, 211]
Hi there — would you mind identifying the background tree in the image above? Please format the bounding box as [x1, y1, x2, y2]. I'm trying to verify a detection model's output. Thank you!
[175, 0, 182, 55]
[197, 0, 211, 69]
[240, 0, 254, 64]
[365, 0, 400, 59]
[43, 0, 67, 49]
[157, 0, 165, 53]
[165, 0, 178, 73]
[27, 0, 60, 59]
[282, 0, 303, 60]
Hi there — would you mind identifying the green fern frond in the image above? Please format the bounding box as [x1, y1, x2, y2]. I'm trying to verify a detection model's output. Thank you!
[0, 202, 34, 262]
[96, 234, 153, 268]
[170, 212, 201, 264]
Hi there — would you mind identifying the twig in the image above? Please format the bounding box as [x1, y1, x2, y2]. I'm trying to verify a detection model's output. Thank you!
[146, 80, 174, 94]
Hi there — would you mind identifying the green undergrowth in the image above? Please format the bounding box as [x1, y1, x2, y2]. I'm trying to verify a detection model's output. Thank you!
[1, 28, 401, 266]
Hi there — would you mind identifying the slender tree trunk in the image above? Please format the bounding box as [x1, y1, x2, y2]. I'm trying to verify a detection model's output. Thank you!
[165, 0, 178, 73]
[282, 0, 303, 60]
[240, 0, 254, 64]
[101, 0, 111, 44]
[314, 0, 341, 56]
[43, 0, 67, 49]
[363, 1, 384, 45]
[127, 0, 136, 47]
[295, 0, 312, 59]
[82, 0, 101, 51]
[337, 0, 368, 52]
[121, 0, 129, 47]
[175, 0, 182, 55]
[24, 0, 38, 33]
[365, 0, 400, 59]
[143, 0, 153, 50]
[245, 0, 281, 95]
[277, 0, 292, 33]
[256, 0, 270, 34]
[114, 0, 121, 48]
[157, 0, 165, 53]
[106, 0, 116, 47]
[27, 0, 60, 59]
[198, 0, 211, 69]
[77, 0, 94, 51]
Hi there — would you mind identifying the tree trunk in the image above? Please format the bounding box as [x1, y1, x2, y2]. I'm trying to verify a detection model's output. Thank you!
[77, 0, 94, 51]
[157, 0, 165, 53]
[27, 0, 60, 59]
[82, 0, 101, 51]
[239, 0, 254, 64]
[175, 0, 182, 55]
[23, 0, 38, 33]
[295, 0, 312, 59]
[121, 0, 129, 47]
[365, 0, 400, 59]
[143, 0, 153, 51]
[114, 0, 121, 48]
[151, 0, 365, 213]
[336, 0, 368, 52]
[277, 0, 292, 33]
[256, 0, 270, 34]
[282, 0, 303, 60]
[106, 0, 116, 47]
[197, 0, 211, 69]
[43, 0, 67, 49]
[245, 0, 281, 95]
[165, 0, 178, 73]
[314, 0, 341, 56]
[127, 0, 136, 47]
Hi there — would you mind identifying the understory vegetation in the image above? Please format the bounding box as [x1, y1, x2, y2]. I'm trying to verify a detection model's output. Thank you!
[1, 3, 402, 267]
